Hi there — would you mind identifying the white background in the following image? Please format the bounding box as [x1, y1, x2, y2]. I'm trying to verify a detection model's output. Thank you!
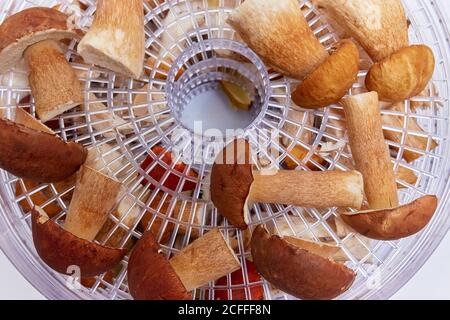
[0, 1, 449, 300]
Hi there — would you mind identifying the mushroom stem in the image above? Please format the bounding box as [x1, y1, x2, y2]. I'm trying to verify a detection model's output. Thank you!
[342, 92, 399, 209]
[64, 165, 122, 241]
[226, 0, 328, 80]
[24, 40, 83, 122]
[169, 229, 241, 292]
[77, 0, 145, 78]
[249, 170, 364, 209]
[382, 102, 438, 163]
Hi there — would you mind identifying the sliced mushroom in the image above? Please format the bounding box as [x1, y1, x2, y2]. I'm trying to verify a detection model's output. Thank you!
[251, 225, 355, 300]
[292, 39, 360, 109]
[32, 207, 126, 277]
[64, 165, 122, 241]
[366, 45, 435, 102]
[0, 118, 87, 183]
[78, 0, 145, 78]
[128, 228, 241, 300]
[341, 92, 438, 240]
[211, 139, 364, 229]
[227, 0, 328, 80]
[311, 0, 409, 62]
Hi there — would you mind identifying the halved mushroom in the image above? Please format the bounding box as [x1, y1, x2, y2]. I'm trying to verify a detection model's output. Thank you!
[341, 195, 438, 241]
[32, 207, 126, 277]
[210, 139, 364, 229]
[64, 165, 122, 241]
[0, 118, 87, 183]
[292, 39, 360, 109]
[78, 0, 145, 78]
[0, 7, 84, 122]
[128, 228, 241, 300]
[227, 0, 328, 80]
[251, 225, 355, 300]
[365, 45, 435, 102]
[341, 92, 438, 240]
[311, 0, 409, 62]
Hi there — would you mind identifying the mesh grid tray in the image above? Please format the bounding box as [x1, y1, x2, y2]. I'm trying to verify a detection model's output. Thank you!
[0, 0, 450, 300]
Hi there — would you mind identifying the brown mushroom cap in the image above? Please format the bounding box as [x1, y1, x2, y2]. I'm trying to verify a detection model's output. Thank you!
[128, 231, 191, 300]
[0, 118, 87, 183]
[365, 45, 435, 102]
[0, 7, 81, 73]
[341, 195, 438, 240]
[292, 39, 360, 109]
[31, 207, 126, 277]
[210, 139, 254, 229]
[251, 225, 355, 300]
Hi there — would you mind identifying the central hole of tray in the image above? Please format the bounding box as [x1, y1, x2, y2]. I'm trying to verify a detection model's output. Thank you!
[166, 39, 270, 138]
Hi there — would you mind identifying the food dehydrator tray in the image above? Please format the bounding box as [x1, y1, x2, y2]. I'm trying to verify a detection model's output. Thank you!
[0, 0, 449, 300]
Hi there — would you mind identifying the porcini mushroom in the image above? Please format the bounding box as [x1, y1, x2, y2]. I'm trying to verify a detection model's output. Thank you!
[227, 0, 328, 80]
[341, 92, 438, 240]
[210, 139, 364, 229]
[341, 195, 438, 241]
[169, 229, 241, 291]
[128, 228, 241, 300]
[227, 0, 359, 107]
[64, 165, 122, 241]
[77, 0, 145, 79]
[291, 39, 360, 109]
[0, 7, 84, 122]
[311, 0, 435, 102]
[311, 0, 408, 62]
[251, 225, 355, 300]
[32, 206, 126, 277]
[128, 230, 190, 300]
[365, 45, 435, 103]
[0, 118, 87, 183]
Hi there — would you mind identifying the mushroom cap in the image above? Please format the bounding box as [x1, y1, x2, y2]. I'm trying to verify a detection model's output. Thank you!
[0, 118, 87, 183]
[210, 139, 254, 230]
[341, 195, 438, 240]
[0, 7, 81, 73]
[251, 225, 355, 300]
[365, 45, 435, 103]
[31, 207, 126, 278]
[128, 231, 191, 300]
[292, 39, 360, 109]
[311, 0, 409, 62]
